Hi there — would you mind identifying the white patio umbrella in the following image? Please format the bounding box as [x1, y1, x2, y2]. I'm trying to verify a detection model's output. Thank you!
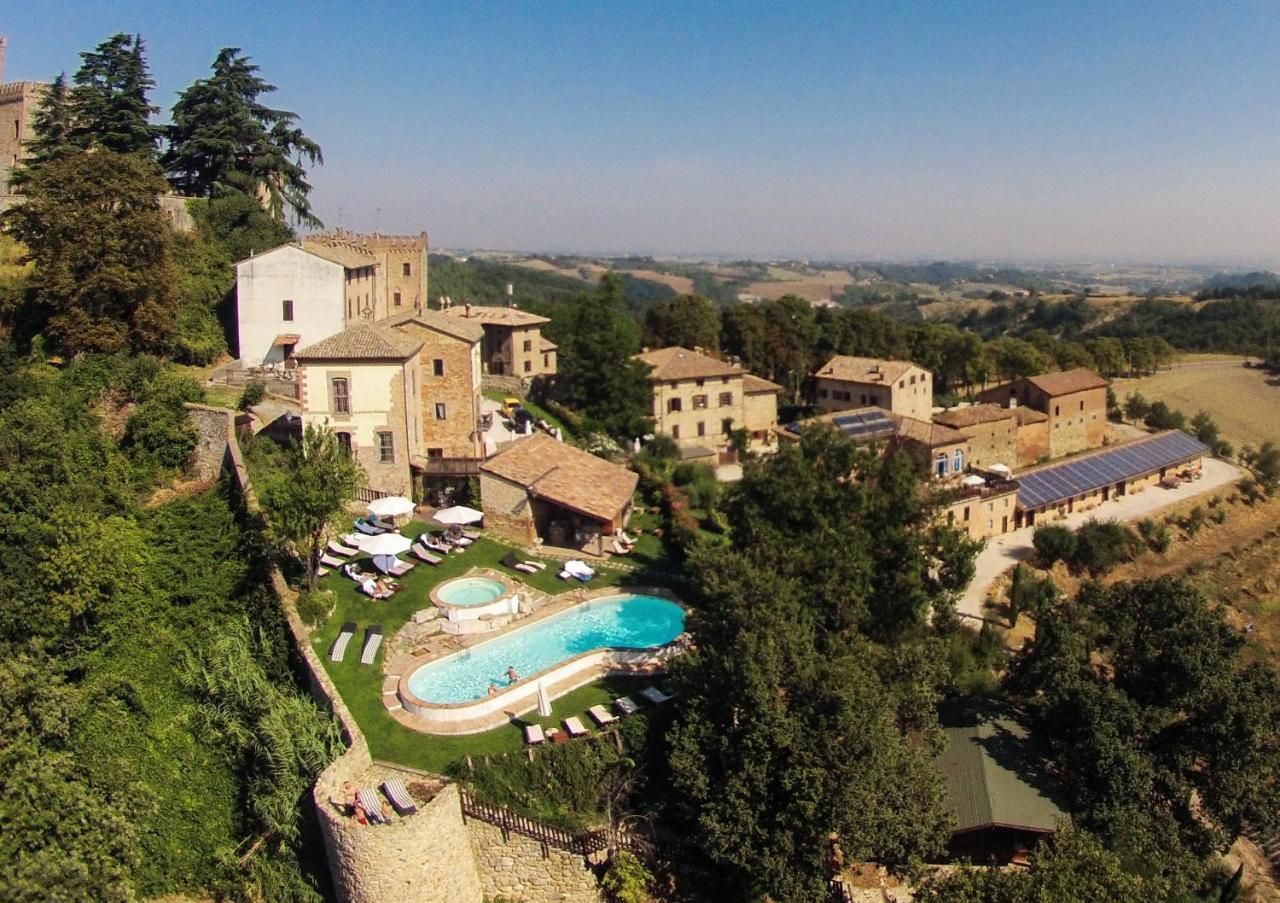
[433, 505, 484, 526]
[359, 532, 412, 557]
[368, 495, 415, 519]
[537, 681, 553, 718]
[961, 474, 987, 487]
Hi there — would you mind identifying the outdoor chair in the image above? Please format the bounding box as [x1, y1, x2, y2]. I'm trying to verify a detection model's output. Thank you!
[329, 622, 357, 663]
[640, 686, 675, 705]
[462, 528, 482, 541]
[357, 787, 388, 824]
[360, 626, 383, 665]
[354, 518, 386, 536]
[328, 539, 360, 557]
[615, 696, 640, 716]
[523, 723, 546, 745]
[343, 563, 368, 581]
[381, 777, 417, 816]
[320, 553, 346, 569]
[611, 539, 630, 556]
[588, 705, 617, 727]
[502, 552, 539, 575]
[563, 716, 589, 737]
[411, 542, 443, 565]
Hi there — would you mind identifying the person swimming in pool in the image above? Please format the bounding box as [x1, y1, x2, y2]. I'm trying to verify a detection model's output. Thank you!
[506, 666, 519, 683]
[487, 683, 498, 696]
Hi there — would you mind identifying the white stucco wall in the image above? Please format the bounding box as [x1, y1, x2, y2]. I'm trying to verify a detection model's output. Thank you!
[235, 245, 346, 366]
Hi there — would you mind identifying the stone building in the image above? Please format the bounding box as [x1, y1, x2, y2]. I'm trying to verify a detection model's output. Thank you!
[978, 367, 1107, 459]
[295, 324, 424, 495]
[442, 303, 557, 378]
[932, 404, 1018, 471]
[480, 433, 637, 556]
[0, 39, 47, 192]
[384, 310, 486, 476]
[812, 355, 934, 421]
[634, 345, 779, 453]
[234, 232, 428, 368]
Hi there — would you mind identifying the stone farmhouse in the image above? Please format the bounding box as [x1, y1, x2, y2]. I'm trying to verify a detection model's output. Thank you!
[812, 355, 933, 422]
[932, 403, 1049, 470]
[442, 302, 557, 380]
[480, 433, 637, 557]
[233, 231, 428, 368]
[634, 346, 781, 454]
[977, 367, 1107, 459]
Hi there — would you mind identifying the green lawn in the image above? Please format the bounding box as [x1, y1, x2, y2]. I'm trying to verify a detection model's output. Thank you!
[309, 524, 671, 774]
[482, 389, 574, 438]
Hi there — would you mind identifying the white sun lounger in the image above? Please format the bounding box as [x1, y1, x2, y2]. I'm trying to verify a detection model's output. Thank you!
[328, 539, 360, 558]
[588, 705, 617, 726]
[411, 542, 443, 565]
[355, 519, 384, 536]
[316, 566, 330, 578]
[462, 528, 482, 540]
[640, 686, 675, 705]
[523, 559, 547, 571]
[618, 530, 636, 545]
[524, 723, 545, 745]
[320, 553, 346, 569]
[615, 696, 640, 716]
[386, 559, 416, 577]
[360, 626, 383, 665]
[381, 777, 417, 816]
[330, 622, 357, 662]
[563, 716, 588, 737]
[611, 540, 629, 555]
[357, 787, 388, 823]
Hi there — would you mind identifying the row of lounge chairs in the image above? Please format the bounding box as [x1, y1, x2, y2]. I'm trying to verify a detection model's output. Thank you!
[342, 776, 418, 826]
[330, 623, 383, 666]
[523, 686, 676, 745]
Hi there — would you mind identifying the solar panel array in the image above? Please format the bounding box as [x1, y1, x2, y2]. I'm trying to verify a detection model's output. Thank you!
[831, 409, 896, 442]
[1017, 431, 1208, 510]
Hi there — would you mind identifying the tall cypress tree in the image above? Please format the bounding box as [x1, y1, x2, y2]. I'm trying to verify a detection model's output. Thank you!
[7, 74, 74, 190]
[67, 33, 160, 157]
[164, 48, 323, 226]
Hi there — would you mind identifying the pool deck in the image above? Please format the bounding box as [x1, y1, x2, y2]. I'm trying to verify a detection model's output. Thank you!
[380, 584, 683, 735]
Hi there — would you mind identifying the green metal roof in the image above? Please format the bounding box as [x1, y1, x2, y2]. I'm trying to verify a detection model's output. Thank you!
[936, 707, 1066, 835]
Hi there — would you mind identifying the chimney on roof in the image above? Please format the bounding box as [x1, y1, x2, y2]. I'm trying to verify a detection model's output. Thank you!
[0, 37, 7, 82]
[465, 303, 473, 318]
[505, 283, 515, 307]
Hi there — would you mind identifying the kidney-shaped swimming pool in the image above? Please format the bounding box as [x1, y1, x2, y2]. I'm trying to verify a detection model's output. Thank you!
[406, 593, 684, 704]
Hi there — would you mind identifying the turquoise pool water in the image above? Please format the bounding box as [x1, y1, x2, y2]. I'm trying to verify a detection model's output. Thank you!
[406, 594, 685, 704]
[436, 577, 507, 606]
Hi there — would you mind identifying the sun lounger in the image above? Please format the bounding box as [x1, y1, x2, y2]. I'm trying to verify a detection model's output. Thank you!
[611, 540, 630, 555]
[328, 539, 360, 557]
[618, 530, 636, 545]
[357, 787, 388, 823]
[384, 558, 416, 577]
[316, 566, 330, 578]
[330, 622, 357, 662]
[343, 563, 368, 581]
[411, 542, 443, 565]
[381, 777, 417, 816]
[360, 626, 383, 665]
[588, 705, 617, 727]
[501, 552, 538, 574]
[524, 723, 546, 745]
[355, 518, 386, 536]
[558, 569, 572, 580]
[563, 716, 588, 737]
[615, 696, 640, 716]
[341, 532, 366, 548]
[523, 559, 547, 571]
[320, 553, 346, 569]
[640, 686, 675, 705]
[462, 528, 481, 540]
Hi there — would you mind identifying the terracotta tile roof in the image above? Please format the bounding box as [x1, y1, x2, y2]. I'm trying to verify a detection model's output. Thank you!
[890, 414, 966, 448]
[443, 305, 550, 327]
[1025, 367, 1107, 397]
[481, 434, 638, 523]
[299, 239, 377, 269]
[294, 324, 422, 361]
[933, 404, 1017, 429]
[1012, 406, 1048, 425]
[634, 346, 744, 382]
[742, 373, 783, 394]
[384, 309, 484, 343]
[814, 355, 919, 385]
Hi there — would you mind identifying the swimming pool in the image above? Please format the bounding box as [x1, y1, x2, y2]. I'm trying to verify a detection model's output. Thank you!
[435, 576, 507, 607]
[405, 593, 685, 704]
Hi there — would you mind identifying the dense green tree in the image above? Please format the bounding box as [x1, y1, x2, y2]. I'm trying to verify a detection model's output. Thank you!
[641, 293, 720, 351]
[1144, 400, 1186, 431]
[165, 48, 323, 226]
[555, 273, 654, 441]
[1085, 337, 1128, 378]
[1032, 524, 1077, 567]
[259, 425, 365, 591]
[1124, 391, 1151, 421]
[7, 74, 74, 188]
[1071, 519, 1141, 576]
[762, 295, 820, 401]
[192, 191, 295, 263]
[1242, 440, 1280, 492]
[986, 335, 1051, 381]
[2, 151, 176, 355]
[719, 302, 769, 376]
[67, 33, 161, 156]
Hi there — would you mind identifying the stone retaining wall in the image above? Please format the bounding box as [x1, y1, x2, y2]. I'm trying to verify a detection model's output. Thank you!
[467, 820, 603, 903]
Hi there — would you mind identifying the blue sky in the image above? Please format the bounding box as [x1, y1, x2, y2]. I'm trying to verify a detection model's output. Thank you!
[8, 2, 1280, 263]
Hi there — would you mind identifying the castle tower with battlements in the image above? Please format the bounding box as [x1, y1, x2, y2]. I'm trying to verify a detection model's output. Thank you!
[0, 38, 51, 192]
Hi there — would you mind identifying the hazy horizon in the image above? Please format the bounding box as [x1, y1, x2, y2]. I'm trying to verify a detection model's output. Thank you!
[11, 2, 1280, 266]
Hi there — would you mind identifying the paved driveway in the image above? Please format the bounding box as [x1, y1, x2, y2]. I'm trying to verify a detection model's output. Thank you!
[957, 456, 1244, 619]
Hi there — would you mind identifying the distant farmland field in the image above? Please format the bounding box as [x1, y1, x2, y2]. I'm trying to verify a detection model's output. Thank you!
[1112, 355, 1280, 447]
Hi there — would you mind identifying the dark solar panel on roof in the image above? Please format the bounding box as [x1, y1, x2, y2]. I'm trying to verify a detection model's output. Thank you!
[788, 409, 895, 442]
[1017, 431, 1207, 510]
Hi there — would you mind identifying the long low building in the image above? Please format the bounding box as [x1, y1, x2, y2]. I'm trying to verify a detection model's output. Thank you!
[1014, 430, 1208, 527]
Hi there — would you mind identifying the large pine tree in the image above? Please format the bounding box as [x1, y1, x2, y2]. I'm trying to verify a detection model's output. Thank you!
[66, 33, 161, 157]
[164, 48, 323, 226]
[8, 74, 74, 189]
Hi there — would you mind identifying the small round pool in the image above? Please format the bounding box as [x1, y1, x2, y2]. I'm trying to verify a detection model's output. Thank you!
[436, 577, 507, 607]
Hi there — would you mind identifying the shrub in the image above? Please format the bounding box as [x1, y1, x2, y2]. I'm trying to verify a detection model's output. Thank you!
[295, 590, 333, 627]
[1033, 524, 1077, 567]
[1183, 506, 1206, 536]
[1072, 519, 1142, 575]
[1124, 392, 1151, 421]
[1144, 401, 1185, 431]
[123, 373, 204, 472]
[237, 379, 266, 411]
[671, 462, 721, 511]
[1137, 518, 1172, 553]
[601, 850, 653, 903]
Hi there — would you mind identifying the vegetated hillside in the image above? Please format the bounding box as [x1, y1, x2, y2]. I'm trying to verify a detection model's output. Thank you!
[0, 353, 340, 901]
